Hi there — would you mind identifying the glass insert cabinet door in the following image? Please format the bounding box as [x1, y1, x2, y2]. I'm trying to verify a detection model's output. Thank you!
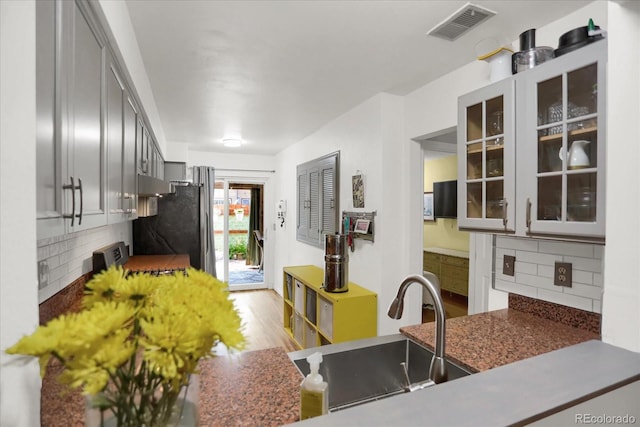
[457, 78, 516, 232]
[520, 41, 606, 239]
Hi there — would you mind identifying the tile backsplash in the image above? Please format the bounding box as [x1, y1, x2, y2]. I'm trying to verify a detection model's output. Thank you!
[37, 222, 132, 303]
[493, 236, 603, 313]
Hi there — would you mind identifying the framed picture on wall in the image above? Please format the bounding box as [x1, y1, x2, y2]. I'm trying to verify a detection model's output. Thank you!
[353, 218, 370, 234]
[423, 192, 434, 221]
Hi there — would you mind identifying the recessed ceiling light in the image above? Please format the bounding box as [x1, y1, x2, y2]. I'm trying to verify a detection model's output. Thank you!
[222, 138, 243, 148]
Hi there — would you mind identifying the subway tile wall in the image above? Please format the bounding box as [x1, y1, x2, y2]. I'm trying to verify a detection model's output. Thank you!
[493, 236, 604, 313]
[37, 222, 132, 303]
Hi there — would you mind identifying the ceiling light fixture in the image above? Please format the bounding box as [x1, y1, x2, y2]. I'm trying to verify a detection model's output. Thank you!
[222, 138, 243, 148]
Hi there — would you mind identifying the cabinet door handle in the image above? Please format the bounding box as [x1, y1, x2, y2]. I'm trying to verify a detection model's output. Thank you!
[76, 178, 83, 225]
[124, 194, 131, 215]
[502, 198, 508, 229]
[63, 176, 76, 226]
[526, 198, 532, 233]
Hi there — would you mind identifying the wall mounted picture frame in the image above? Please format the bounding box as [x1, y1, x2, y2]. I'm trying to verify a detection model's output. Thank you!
[423, 192, 434, 221]
[352, 174, 364, 208]
[353, 218, 370, 234]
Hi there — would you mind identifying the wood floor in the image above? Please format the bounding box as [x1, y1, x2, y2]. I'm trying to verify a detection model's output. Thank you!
[229, 289, 468, 353]
[230, 289, 298, 353]
[422, 291, 468, 323]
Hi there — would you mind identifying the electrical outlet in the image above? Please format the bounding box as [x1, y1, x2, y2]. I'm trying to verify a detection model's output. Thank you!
[503, 255, 515, 276]
[554, 262, 572, 287]
[38, 260, 49, 289]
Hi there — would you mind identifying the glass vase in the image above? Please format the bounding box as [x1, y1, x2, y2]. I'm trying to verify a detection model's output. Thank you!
[85, 375, 199, 427]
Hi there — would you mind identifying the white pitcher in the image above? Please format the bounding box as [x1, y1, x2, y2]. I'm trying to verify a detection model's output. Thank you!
[559, 140, 590, 169]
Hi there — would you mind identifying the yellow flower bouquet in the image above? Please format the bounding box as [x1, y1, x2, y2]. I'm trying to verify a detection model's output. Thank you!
[6, 266, 245, 426]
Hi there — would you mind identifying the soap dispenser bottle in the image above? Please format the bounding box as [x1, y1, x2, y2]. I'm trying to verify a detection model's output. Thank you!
[300, 352, 328, 420]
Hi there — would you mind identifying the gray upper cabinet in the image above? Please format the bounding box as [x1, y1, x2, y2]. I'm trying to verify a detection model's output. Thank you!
[516, 41, 606, 240]
[296, 152, 339, 248]
[37, 0, 108, 239]
[36, 0, 65, 239]
[458, 41, 606, 242]
[64, 0, 107, 232]
[106, 59, 125, 224]
[136, 122, 164, 179]
[156, 148, 164, 180]
[36, 0, 155, 240]
[123, 97, 138, 219]
[137, 120, 148, 175]
[458, 78, 516, 233]
[106, 57, 138, 223]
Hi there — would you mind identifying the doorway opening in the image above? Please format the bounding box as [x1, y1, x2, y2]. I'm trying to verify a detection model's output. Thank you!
[213, 180, 265, 290]
[419, 127, 469, 322]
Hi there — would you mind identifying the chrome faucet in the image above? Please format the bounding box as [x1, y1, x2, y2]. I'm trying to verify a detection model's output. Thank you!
[387, 272, 447, 385]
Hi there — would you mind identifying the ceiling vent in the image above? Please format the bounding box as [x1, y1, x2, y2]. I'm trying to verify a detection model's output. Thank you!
[427, 3, 496, 42]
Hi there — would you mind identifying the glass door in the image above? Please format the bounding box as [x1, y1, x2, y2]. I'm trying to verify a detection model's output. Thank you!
[213, 179, 229, 282]
[522, 41, 606, 239]
[214, 179, 265, 290]
[458, 78, 515, 232]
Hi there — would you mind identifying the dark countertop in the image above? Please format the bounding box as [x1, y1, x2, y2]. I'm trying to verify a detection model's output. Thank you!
[124, 254, 191, 272]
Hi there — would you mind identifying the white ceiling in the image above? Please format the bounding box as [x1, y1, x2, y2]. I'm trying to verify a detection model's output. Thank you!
[125, 0, 590, 156]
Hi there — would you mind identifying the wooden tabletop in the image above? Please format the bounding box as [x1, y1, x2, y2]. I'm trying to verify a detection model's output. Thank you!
[124, 254, 191, 272]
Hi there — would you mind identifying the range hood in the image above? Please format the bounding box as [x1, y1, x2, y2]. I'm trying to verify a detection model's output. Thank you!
[137, 174, 174, 197]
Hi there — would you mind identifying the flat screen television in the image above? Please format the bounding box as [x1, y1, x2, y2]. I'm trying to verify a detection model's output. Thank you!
[433, 180, 457, 219]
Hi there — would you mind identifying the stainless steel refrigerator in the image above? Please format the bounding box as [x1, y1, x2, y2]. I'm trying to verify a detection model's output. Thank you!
[133, 167, 216, 276]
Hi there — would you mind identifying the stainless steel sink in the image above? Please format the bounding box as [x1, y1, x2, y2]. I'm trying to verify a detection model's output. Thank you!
[288, 335, 473, 412]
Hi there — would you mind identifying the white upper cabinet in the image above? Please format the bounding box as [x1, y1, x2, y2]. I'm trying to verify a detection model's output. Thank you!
[458, 41, 606, 242]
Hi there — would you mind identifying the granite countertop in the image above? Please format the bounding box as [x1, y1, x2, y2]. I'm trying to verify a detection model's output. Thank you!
[40, 290, 601, 425]
[199, 347, 301, 426]
[401, 308, 600, 373]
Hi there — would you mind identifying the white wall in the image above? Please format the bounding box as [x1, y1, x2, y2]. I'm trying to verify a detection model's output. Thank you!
[186, 151, 276, 172]
[273, 93, 422, 335]
[0, 1, 40, 425]
[405, 60, 487, 140]
[601, 0, 640, 352]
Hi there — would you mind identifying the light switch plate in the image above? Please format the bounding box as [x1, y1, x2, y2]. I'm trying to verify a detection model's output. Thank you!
[503, 255, 515, 277]
[554, 262, 572, 287]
